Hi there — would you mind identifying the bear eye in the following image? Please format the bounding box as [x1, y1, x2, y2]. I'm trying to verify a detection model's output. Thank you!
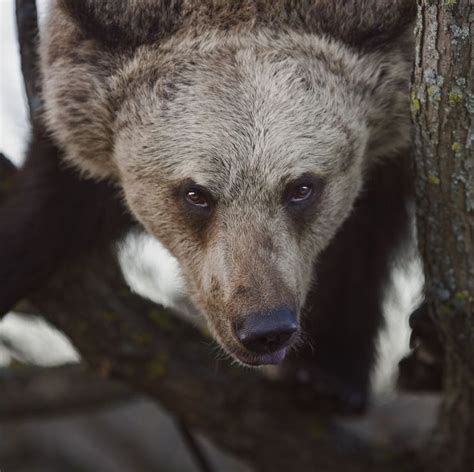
[289, 184, 313, 203]
[185, 188, 209, 208]
[284, 173, 324, 208]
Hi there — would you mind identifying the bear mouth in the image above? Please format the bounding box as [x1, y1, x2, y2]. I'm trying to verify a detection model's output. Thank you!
[231, 347, 289, 366]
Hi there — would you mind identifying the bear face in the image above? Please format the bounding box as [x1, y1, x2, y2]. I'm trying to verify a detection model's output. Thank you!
[111, 33, 410, 365]
[40, 2, 413, 366]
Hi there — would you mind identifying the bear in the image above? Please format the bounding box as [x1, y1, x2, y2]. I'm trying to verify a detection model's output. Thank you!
[0, 0, 418, 412]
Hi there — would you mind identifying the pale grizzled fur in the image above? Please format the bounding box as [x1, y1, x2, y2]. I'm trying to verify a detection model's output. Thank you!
[40, 1, 414, 365]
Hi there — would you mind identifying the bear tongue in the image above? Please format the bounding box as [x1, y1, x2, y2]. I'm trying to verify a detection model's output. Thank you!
[256, 347, 288, 365]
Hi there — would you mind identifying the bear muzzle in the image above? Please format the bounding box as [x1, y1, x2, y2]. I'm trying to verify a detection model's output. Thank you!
[232, 307, 298, 365]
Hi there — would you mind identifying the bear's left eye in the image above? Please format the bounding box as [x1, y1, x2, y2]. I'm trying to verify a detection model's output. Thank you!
[285, 174, 323, 207]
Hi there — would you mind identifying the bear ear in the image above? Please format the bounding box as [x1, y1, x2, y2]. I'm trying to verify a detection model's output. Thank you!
[302, 0, 417, 49]
[58, 0, 182, 48]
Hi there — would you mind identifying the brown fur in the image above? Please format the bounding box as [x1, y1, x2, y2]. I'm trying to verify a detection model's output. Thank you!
[37, 1, 416, 391]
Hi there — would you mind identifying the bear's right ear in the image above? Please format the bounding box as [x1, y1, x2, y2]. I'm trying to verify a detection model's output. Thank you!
[58, 0, 183, 49]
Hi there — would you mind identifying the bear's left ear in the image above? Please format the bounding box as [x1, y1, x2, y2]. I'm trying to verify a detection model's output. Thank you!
[302, 0, 417, 50]
[58, 0, 183, 49]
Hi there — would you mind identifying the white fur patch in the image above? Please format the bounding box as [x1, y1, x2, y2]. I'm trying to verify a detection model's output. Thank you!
[117, 232, 201, 324]
[371, 256, 424, 396]
[0, 313, 80, 366]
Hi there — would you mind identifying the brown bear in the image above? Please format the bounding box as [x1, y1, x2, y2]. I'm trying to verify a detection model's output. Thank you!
[0, 0, 417, 412]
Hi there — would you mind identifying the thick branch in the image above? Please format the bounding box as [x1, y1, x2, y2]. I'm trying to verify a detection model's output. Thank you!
[19, 233, 428, 472]
[0, 364, 133, 421]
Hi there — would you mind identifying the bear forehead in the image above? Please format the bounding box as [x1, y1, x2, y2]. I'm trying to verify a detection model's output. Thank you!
[114, 46, 365, 193]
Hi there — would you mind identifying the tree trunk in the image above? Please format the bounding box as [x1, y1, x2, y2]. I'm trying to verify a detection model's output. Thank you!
[412, 1, 473, 470]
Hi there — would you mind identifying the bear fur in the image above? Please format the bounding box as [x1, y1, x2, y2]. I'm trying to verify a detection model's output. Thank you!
[0, 0, 417, 412]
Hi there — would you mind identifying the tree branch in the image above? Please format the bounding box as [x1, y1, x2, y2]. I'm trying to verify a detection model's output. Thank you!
[0, 364, 133, 421]
[20, 234, 426, 472]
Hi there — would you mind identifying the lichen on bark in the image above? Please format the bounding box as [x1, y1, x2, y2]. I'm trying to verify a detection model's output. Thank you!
[412, 1, 473, 470]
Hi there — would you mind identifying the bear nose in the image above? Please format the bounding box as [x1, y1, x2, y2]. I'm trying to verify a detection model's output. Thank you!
[234, 308, 298, 353]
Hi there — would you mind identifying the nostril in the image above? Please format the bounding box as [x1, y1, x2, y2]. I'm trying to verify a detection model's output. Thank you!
[234, 308, 298, 354]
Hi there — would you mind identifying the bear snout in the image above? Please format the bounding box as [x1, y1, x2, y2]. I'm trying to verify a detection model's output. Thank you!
[233, 307, 298, 355]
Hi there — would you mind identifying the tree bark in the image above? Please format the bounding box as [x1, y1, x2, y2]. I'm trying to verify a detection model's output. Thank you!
[412, 1, 473, 471]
